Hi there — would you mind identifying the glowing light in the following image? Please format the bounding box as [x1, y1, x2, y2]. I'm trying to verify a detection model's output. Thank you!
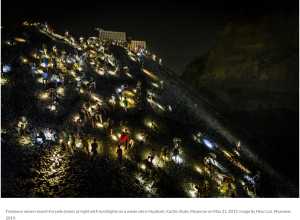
[112, 135, 117, 140]
[3, 66, 10, 73]
[97, 123, 103, 127]
[244, 175, 255, 184]
[157, 104, 165, 110]
[139, 135, 143, 140]
[76, 143, 81, 148]
[172, 155, 183, 164]
[141, 165, 146, 170]
[196, 167, 202, 173]
[92, 96, 101, 101]
[222, 150, 251, 174]
[212, 161, 228, 174]
[190, 191, 196, 197]
[15, 38, 26, 42]
[234, 150, 240, 156]
[151, 83, 159, 87]
[222, 150, 232, 157]
[1, 78, 7, 85]
[203, 138, 214, 149]
[126, 73, 132, 78]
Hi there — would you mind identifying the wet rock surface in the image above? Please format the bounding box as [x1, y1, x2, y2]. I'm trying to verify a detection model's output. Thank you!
[1, 25, 298, 198]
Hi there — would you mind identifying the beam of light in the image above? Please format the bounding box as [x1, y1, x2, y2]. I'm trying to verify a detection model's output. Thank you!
[92, 96, 100, 101]
[234, 150, 240, 156]
[126, 73, 132, 78]
[141, 164, 146, 170]
[222, 149, 232, 157]
[112, 135, 117, 140]
[172, 155, 183, 164]
[156, 104, 165, 111]
[244, 175, 255, 184]
[57, 88, 64, 94]
[213, 160, 229, 174]
[222, 150, 251, 174]
[1, 78, 7, 85]
[151, 82, 159, 87]
[137, 177, 144, 183]
[97, 123, 103, 128]
[15, 38, 26, 42]
[203, 138, 214, 149]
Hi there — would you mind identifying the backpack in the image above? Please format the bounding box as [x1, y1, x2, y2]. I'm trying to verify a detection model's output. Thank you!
[77, 120, 82, 126]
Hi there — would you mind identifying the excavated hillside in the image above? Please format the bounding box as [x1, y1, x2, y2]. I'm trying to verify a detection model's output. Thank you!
[181, 4, 299, 161]
[1, 24, 298, 198]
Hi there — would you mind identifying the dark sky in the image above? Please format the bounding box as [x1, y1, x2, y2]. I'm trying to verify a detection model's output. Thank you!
[1, 0, 294, 75]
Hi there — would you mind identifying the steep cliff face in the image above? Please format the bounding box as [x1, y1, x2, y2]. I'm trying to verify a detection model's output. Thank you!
[181, 5, 299, 143]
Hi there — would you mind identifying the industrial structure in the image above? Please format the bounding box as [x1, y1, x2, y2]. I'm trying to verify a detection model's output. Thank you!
[95, 28, 126, 41]
[131, 40, 147, 50]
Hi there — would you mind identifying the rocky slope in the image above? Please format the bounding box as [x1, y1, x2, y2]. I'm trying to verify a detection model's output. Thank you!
[181, 3, 299, 157]
[1, 24, 298, 198]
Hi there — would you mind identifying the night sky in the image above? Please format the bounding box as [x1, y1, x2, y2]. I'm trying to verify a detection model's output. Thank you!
[1, 0, 291, 76]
